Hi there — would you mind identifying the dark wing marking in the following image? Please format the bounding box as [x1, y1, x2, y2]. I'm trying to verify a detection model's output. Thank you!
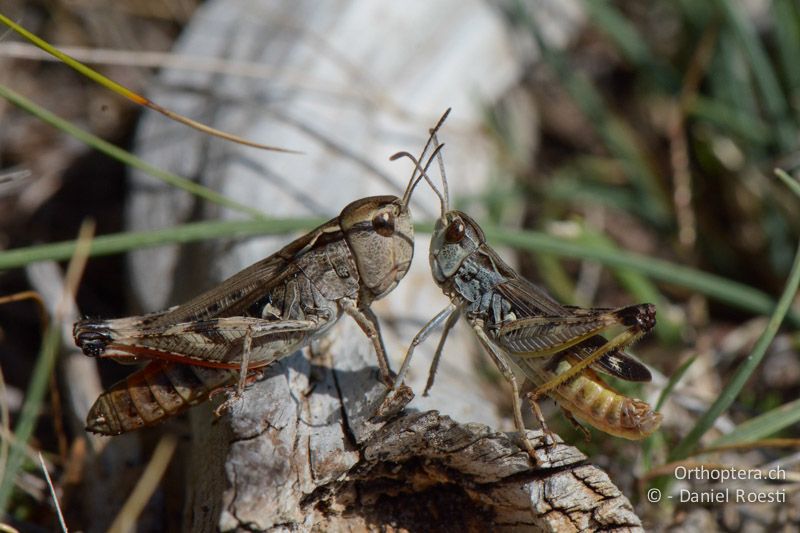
[570, 336, 652, 382]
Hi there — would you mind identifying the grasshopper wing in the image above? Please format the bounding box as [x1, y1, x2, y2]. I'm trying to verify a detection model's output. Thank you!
[494, 276, 654, 382]
[75, 222, 336, 362]
[568, 337, 652, 382]
[79, 317, 321, 369]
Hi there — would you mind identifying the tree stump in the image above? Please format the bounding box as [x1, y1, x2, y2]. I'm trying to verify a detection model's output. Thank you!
[181, 320, 642, 531]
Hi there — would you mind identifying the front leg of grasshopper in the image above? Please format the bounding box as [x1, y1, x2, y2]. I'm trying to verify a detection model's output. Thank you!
[341, 299, 394, 386]
[423, 305, 461, 396]
[392, 303, 459, 389]
[212, 368, 264, 417]
[375, 303, 458, 418]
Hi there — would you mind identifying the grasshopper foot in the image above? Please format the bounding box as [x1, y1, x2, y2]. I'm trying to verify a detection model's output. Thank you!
[213, 391, 244, 418]
[522, 390, 559, 465]
[372, 383, 414, 421]
[518, 431, 559, 468]
[518, 433, 542, 465]
[210, 371, 262, 418]
[541, 427, 558, 448]
[379, 372, 396, 389]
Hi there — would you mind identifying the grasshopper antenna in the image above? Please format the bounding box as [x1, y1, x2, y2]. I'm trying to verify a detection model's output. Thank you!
[429, 131, 449, 213]
[398, 108, 452, 211]
[394, 144, 446, 212]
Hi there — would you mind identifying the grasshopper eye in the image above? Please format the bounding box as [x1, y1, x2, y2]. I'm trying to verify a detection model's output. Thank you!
[445, 219, 466, 243]
[372, 211, 395, 237]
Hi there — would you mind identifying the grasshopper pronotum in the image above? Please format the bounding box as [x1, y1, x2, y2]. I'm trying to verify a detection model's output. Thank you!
[387, 116, 662, 460]
[74, 117, 450, 436]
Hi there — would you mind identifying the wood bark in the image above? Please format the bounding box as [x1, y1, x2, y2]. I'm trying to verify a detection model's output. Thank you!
[184, 320, 643, 532]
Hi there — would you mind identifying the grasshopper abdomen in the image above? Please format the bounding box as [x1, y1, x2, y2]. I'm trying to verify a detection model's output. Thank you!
[86, 361, 241, 435]
[531, 357, 662, 440]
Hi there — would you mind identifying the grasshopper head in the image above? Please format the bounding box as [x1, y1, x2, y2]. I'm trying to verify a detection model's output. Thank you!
[429, 210, 485, 283]
[340, 195, 414, 302]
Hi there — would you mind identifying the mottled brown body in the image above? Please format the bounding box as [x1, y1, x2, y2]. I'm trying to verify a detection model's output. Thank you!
[76, 195, 416, 435]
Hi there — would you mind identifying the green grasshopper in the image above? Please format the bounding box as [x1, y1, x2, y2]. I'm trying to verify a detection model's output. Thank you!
[386, 123, 662, 460]
[74, 116, 451, 436]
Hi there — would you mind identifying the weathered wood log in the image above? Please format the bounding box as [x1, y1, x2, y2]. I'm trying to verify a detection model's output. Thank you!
[183, 319, 642, 531]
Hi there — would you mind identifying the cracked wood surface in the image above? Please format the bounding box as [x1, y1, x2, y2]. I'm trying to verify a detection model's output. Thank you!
[184, 319, 643, 532]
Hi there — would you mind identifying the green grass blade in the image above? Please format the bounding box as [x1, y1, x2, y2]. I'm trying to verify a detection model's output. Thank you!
[0, 12, 144, 104]
[710, 30, 761, 130]
[710, 397, 800, 447]
[689, 95, 771, 145]
[773, 0, 800, 123]
[0, 13, 296, 153]
[775, 168, 800, 197]
[655, 355, 697, 412]
[0, 218, 323, 271]
[0, 84, 268, 220]
[546, 173, 651, 219]
[667, 235, 800, 460]
[0, 326, 61, 513]
[715, 0, 795, 151]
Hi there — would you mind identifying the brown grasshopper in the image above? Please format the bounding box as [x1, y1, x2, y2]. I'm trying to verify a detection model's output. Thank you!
[386, 127, 662, 460]
[74, 117, 450, 436]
